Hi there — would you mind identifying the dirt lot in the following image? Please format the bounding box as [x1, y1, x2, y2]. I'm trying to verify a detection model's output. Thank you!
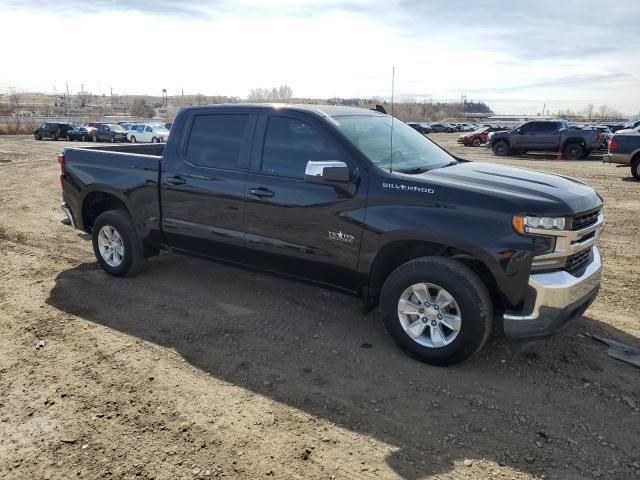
[0, 133, 638, 480]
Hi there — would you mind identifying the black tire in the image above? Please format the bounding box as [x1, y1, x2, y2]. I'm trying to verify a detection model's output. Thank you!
[66, 135, 70, 141]
[151, 137, 158, 143]
[81, 135, 86, 142]
[380, 257, 493, 366]
[632, 156, 640, 181]
[130, 136, 136, 143]
[562, 143, 583, 160]
[91, 210, 144, 277]
[110, 135, 116, 143]
[93, 135, 98, 143]
[34, 133, 41, 140]
[472, 138, 482, 147]
[492, 141, 510, 156]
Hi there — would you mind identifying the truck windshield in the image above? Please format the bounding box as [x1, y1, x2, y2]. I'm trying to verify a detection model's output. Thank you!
[333, 115, 455, 173]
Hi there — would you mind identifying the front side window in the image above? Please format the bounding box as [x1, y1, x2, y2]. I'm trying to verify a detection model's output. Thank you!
[185, 114, 248, 170]
[333, 115, 454, 173]
[260, 116, 343, 179]
[145, 126, 152, 132]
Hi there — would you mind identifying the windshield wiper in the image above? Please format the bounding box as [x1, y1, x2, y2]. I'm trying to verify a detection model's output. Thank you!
[438, 161, 458, 169]
[396, 166, 430, 174]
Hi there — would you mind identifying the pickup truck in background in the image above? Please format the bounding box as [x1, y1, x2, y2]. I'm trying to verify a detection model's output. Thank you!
[487, 120, 601, 159]
[58, 104, 604, 366]
[606, 132, 640, 180]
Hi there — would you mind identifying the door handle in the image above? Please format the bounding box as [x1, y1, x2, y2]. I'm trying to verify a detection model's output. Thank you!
[167, 175, 187, 186]
[249, 187, 275, 198]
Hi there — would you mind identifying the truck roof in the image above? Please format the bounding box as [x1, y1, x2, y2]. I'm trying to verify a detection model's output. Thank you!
[180, 103, 385, 119]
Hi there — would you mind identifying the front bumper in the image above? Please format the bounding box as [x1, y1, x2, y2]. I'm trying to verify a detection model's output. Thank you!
[503, 246, 602, 340]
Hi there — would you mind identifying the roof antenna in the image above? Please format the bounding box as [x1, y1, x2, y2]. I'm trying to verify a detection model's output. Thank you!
[390, 65, 395, 174]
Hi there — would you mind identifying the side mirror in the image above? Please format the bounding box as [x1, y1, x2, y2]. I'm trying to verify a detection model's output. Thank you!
[304, 161, 351, 184]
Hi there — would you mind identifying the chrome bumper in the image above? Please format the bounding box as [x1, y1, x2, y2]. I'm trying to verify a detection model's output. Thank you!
[61, 203, 76, 228]
[604, 152, 629, 165]
[503, 246, 602, 340]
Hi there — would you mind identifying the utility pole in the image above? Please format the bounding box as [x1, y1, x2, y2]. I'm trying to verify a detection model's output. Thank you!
[110, 87, 113, 109]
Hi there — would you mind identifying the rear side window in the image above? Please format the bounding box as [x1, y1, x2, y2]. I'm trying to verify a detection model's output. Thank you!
[539, 123, 557, 132]
[186, 114, 249, 170]
[260, 116, 343, 179]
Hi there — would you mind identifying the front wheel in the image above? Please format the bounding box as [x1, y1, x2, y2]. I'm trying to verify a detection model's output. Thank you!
[151, 137, 158, 143]
[130, 136, 136, 143]
[92, 210, 144, 277]
[472, 138, 482, 147]
[632, 157, 640, 181]
[110, 135, 116, 143]
[380, 257, 493, 366]
[492, 141, 510, 156]
[93, 135, 98, 142]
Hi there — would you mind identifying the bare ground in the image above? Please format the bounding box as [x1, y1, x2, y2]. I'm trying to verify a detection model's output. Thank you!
[0, 134, 638, 480]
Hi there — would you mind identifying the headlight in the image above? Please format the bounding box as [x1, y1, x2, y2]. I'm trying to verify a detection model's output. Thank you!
[512, 215, 567, 234]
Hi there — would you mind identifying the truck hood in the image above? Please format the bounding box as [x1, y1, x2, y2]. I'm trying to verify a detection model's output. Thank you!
[419, 162, 602, 215]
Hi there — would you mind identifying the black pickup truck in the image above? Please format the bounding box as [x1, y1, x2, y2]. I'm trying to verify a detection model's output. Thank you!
[58, 104, 604, 366]
[605, 132, 640, 179]
[487, 120, 601, 159]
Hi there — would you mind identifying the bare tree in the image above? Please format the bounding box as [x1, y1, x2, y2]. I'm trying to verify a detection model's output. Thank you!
[597, 104, 608, 120]
[584, 103, 594, 120]
[131, 98, 155, 118]
[247, 85, 294, 102]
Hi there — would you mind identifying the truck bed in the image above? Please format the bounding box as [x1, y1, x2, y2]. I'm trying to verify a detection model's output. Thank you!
[61, 143, 163, 238]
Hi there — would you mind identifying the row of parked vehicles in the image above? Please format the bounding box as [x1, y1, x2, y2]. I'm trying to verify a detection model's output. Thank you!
[33, 121, 172, 143]
[406, 121, 484, 134]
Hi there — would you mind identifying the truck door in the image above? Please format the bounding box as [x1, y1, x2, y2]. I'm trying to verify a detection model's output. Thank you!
[242, 113, 367, 291]
[160, 111, 257, 258]
[512, 122, 538, 150]
[536, 121, 560, 151]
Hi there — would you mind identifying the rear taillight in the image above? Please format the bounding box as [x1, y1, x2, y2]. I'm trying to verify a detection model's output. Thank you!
[609, 138, 618, 153]
[57, 153, 65, 189]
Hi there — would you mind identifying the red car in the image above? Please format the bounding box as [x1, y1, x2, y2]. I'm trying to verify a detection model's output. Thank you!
[458, 126, 508, 146]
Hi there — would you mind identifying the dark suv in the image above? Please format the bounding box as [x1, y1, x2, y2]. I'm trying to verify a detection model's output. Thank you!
[93, 124, 128, 143]
[34, 122, 75, 141]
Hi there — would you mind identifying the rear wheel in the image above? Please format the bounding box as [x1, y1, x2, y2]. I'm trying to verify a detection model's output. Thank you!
[34, 133, 41, 140]
[492, 141, 510, 156]
[93, 135, 98, 142]
[81, 135, 86, 142]
[110, 135, 116, 143]
[472, 138, 482, 147]
[562, 143, 583, 160]
[130, 136, 136, 143]
[632, 157, 640, 181]
[92, 210, 144, 277]
[380, 257, 493, 366]
[151, 137, 158, 143]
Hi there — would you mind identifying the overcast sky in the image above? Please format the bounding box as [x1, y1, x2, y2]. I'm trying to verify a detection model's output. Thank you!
[2, 0, 639, 115]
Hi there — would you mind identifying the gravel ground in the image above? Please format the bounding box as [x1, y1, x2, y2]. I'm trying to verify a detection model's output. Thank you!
[0, 133, 638, 480]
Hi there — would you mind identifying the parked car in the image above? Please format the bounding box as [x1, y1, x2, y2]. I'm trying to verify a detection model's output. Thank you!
[34, 122, 75, 141]
[65, 127, 92, 142]
[58, 104, 604, 366]
[406, 122, 431, 134]
[606, 132, 640, 180]
[128, 123, 170, 143]
[613, 125, 640, 135]
[457, 126, 508, 147]
[93, 124, 128, 143]
[429, 123, 455, 133]
[593, 125, 613, 149]
[623, 119, 640, 130]
[487, 120, 601, 159]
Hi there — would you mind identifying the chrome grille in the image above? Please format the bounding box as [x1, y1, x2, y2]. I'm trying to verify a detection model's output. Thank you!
[572, 210, 600, 231]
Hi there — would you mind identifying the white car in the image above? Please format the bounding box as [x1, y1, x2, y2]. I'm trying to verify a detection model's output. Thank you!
[128, 123, 170, 143]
